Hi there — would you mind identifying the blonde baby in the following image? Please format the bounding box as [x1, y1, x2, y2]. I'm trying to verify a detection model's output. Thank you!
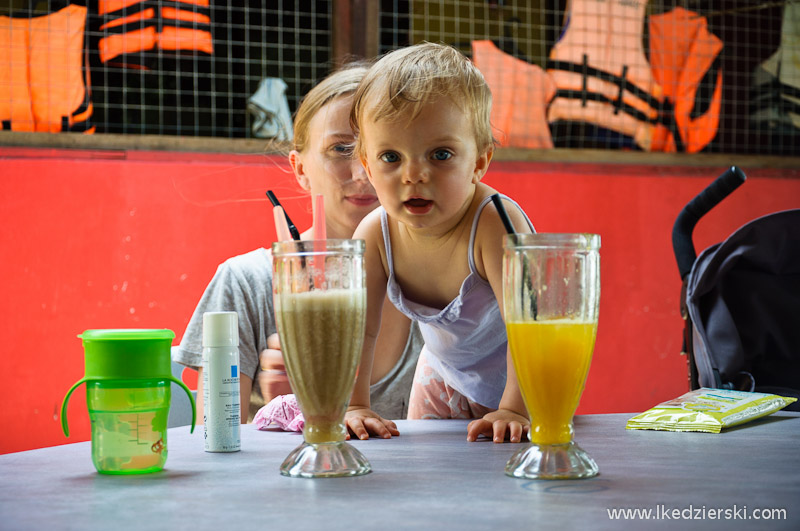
[344, 42, 537, 444]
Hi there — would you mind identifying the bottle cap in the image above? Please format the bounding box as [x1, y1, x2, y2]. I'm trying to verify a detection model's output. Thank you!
[203, 311, 239, 347]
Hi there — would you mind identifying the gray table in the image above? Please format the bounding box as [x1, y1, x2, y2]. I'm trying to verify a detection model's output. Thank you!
[1, 413, 798, 530]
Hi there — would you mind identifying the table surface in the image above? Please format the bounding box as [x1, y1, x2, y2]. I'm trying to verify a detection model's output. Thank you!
[1, 413, 798, 530]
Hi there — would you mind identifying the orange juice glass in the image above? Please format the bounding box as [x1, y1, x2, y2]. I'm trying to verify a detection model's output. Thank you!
[503, 233, 600, 479]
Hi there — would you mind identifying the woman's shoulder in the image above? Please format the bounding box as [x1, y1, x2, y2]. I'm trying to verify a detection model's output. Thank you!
[218, 248, 273, 282]
[222, 247, 271, 267]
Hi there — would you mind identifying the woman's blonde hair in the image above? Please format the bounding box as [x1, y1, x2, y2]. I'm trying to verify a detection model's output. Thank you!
[351, 42, 493, 157]
[292, 62, 370, 153]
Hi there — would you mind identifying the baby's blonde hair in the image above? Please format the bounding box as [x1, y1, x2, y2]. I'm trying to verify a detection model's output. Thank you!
[292, 62, 370, 153]
[351, 42, 493, 157]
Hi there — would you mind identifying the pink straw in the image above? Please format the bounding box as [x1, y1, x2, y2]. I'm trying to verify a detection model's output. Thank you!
[273, 205, 292, 242]
[312, 194, 326, 240]
[312, 194, 326, 288]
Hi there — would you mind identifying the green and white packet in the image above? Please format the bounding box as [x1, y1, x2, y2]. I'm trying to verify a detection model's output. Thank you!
[626, 388, 797, 433]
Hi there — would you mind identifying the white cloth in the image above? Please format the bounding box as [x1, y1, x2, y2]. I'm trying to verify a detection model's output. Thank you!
[248, 78, 294, 140]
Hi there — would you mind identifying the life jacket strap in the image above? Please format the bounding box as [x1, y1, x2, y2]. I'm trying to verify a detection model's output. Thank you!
[547, 56, 663, 110]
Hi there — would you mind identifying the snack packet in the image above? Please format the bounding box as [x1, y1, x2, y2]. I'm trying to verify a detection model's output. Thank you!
[626, 388, 797, 433]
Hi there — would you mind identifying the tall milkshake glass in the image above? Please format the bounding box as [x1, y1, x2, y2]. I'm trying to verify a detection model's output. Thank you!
[272, 239, 371, 478]
[503, 233, 600, 479]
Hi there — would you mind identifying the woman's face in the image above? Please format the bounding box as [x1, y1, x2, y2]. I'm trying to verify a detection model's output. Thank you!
[290, 95, 378, 239]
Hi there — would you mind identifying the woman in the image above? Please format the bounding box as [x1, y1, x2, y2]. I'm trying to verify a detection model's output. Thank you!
[173, 64, 422, 423]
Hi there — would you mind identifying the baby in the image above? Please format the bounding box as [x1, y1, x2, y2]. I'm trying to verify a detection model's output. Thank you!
[345, 42, 536, 443]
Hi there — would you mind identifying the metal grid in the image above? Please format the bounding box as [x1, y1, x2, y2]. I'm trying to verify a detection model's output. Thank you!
[1, 0, 333, 137]
[387, 0, 797, 155]
[2, 1, 797, 155]
[88, 1, 333, 137]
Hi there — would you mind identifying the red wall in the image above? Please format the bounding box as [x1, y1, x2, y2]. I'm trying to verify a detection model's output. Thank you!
[1, 146, 798, 454]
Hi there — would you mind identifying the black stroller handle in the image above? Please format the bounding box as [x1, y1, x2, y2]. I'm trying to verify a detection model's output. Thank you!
[672, 166, 747, 279]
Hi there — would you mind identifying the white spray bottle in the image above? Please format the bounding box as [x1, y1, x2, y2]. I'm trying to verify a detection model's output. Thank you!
[202, 311, 241, 452]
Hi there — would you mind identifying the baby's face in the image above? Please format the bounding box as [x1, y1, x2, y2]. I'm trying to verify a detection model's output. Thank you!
[359, 96, 491, 233]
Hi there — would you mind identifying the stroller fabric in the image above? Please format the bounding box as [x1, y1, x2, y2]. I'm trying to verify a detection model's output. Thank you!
[686, 209, 800, 409]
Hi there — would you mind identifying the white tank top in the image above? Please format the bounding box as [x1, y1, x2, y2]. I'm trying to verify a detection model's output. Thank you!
[381, 195, 535, 408]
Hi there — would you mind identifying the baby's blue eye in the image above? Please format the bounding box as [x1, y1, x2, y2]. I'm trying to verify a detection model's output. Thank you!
[432, 150, 452, 161]
[380, 152, 400, 163]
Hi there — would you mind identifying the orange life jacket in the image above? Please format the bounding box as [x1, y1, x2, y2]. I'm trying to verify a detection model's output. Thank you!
[0, 5, 94, 133]
[472, 40, 556, 149]
[648, 7, 723, 153]
[547, 0, 663, 151]
[98, 0, 213, 68]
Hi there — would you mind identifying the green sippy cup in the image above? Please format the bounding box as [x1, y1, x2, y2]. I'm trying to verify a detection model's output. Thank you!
[61, 329, 196, 474]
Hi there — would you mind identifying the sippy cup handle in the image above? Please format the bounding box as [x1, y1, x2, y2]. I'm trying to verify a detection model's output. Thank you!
[60, 376, 197, 436]
[169, 375, 197, 433]
[60, 377, 89, 437]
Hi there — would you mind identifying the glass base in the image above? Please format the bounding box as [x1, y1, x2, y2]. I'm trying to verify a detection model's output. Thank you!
[280, 441, 372, 478]
[505, 440, 599, 480]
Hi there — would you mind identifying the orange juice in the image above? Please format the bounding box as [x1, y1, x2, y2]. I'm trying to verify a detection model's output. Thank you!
[507, 320, 597, 445]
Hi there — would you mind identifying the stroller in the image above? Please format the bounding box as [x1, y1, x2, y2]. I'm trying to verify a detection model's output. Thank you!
[672, 166, 800, 411]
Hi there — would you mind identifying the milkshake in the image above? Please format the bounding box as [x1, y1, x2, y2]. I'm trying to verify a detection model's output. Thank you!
[275, 288, 366, 444]
[272, 238, 372, 477]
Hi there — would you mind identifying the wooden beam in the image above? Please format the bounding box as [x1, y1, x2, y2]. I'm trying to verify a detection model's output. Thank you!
[332, 0, 379, 65]
[332, 0, 353, 66]
[3, 131, 799, 171]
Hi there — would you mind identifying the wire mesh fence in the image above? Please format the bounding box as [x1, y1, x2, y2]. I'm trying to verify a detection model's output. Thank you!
[89, 0, 333, 138]
[1, 0, 797, 155]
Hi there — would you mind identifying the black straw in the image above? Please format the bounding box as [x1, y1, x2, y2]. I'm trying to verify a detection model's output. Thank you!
[265, 190, 281, 208]
[266, 190, 301, 240]
[491, 194, 517, 234]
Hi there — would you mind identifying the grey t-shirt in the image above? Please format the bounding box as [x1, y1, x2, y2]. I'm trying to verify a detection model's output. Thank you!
[172, 248, 421, 420]
[370, 319, 423, 419]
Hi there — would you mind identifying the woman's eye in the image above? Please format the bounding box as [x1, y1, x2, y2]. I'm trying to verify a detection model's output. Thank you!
[432, 150, 452, 161]
[332, 144, 355, 157]
[380, 152, 400, 163]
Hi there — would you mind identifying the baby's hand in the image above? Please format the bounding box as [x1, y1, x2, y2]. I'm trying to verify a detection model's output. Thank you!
[466, 409, 529, 443]
[345, 407, 399, 440]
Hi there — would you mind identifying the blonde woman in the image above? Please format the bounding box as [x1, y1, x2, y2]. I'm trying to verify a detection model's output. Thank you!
[174, 64, 422, 424]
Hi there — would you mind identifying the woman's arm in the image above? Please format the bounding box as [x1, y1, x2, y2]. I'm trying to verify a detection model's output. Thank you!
[173, 251, 275, 424]
[256, 333, 292, 403]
